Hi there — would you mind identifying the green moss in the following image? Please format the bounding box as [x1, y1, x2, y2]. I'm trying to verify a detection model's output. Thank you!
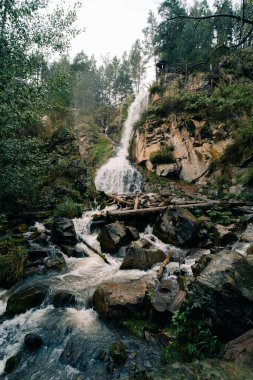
[54, 197, 83, 219]
[150, 146, 175, 165]
[0, 239, 27, 288]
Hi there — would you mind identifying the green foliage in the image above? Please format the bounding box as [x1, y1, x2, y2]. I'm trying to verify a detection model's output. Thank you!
[150, 146, 175, 165]
[162, 293, 221, 363]
[54, 197, 82, 219]
[207, 206, 234, 225]
[0, 239, 27, 287]
[88, 134, 113, 170]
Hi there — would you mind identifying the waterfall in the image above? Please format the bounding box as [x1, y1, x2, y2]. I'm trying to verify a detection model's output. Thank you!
[95, 91, 148, 194]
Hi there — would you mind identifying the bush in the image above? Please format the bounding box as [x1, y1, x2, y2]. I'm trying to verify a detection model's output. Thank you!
[150, 146, 175, 165]
[54, 197, 83, 219]
[88, 134, 113, 169]
[0, 240, 27, 287]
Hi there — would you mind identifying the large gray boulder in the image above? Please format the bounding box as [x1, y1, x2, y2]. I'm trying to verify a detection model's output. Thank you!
[93, 276, 156, 320]
[97, 221, 139, 253]
[120, 238, 166, 271]
[188, 251, 253, 341]
[153, 208, 198, 247]
[52, 218, 77, 245]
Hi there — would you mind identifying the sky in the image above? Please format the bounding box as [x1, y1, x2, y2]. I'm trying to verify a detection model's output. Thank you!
[65, 0, 215, 62]
[67, 0, 161, 61]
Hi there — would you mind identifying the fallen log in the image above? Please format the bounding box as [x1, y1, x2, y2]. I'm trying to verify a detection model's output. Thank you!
[107, 200, 252, 221]
[157, 253, 172, 281]
[78, 234, 111, 265]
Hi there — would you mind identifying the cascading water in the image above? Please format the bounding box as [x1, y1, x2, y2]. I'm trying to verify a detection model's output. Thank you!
[95, 91, 148, 194]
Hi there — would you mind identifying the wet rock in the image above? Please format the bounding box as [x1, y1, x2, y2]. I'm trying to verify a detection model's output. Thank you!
[52, 292, 76, 308]
[188, 250, 253, 341]
[156, 163, 180, 178]
[191, 254, 214, 277]
[214, 224, 237, 246]
[27, 249, 48, 262]
[120, 238, 166, 271]
[93, 277, 156, 320]
[241, 224, 253, 242]
[125, 225, 140, 241]
[44, 256, 66, 271]
[61, 244, 88, 258]
[4, 353, 22, 374]
[152, 359, 253, 379]
[97, 221, 132, 254]
[52, 217, 77, 245]
[24, 333, 43, 351]
[153, 208, 198, 247]
[223, 329, 253, 367]
[109, 341, 127, 366]
[6, 286, 47, 315]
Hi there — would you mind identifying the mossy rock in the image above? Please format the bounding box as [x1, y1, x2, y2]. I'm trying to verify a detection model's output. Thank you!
[6, 286, 48, 316]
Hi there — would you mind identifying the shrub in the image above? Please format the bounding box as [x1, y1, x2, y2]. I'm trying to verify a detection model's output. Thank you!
[54, 197, 83, 218]
[150, 146, 175, 165]
[88, 134, 113, 169]
[0, 240, 27, 287]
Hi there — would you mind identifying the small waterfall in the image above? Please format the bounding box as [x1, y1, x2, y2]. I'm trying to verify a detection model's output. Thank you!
[95, 91, 148, 194]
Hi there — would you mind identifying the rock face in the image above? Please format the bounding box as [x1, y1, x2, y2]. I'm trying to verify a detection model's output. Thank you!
[52, 218, 77, 245]
[153, 208, 198, 247]
[97, 221, 139, 253]
[93, 277, 156, 320]
[6, 286, 47, 315]
[120, 238, 166, 270]
[131, 114, 230, 182]
[188, 250, 253, 341]
[223, 330, 253, 367]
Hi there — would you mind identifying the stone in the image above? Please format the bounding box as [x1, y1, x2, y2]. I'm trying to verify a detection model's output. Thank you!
[6, 286, 47, 315]
[52, 292, 76, 308]
[27, 249, 48, 262]
[191, 254, 214, 277]
[93, 277, 156, 320]
[44, 257, 66, 271]
[151, 359, 253, 379]
[125, 225, 140, 241]
[156, 163, 179, 178]
[151, 277, 185, 316]
[153, 208, 198, 247]
[120, 238, 166, 271]
[241, 224, 253, 242]
[4, 353, 21, 374]
[214, 224, 237, 246]
[61, 245, 88, 258]
[52, 217, 77, 245]
[188, 251, 253, 341]
[24, 333, 43, 351]
[97, 221, 131, 253]
[223, 330, 253, 367]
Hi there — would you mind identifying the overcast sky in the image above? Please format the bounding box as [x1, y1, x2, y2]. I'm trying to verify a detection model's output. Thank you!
[66, 0, 215, 61]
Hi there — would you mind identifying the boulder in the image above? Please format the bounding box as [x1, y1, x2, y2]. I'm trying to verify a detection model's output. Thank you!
[93, 276, 156, 320]
[97, 221, 136, 254]
[4, 353, 22, 374]
[153, 208, 198, 247]
[52, 218, 77, 245]
[61, 244, 88, 258]
[214, 224, 237, 246]
[52, 292, 76, 308]
[188, 251, 253, 341]
[156, 163, 180, 178]
[191, 254, 214, 277]
[6, 286, 47, 315]
[43, 257, 66, 271]
[24, 333, 43, 351]
[27, 249, 48, 262]
[223, 330, 253, 367]
[241, 224, 253, 242]
[120, 238, 166, 271]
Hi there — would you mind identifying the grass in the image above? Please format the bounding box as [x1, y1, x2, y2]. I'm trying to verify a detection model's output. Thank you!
[0, 238, 27, 287]
[54, 197, 83, 219]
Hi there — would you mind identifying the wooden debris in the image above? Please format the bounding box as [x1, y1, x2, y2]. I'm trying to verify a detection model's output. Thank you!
[78, 234, 111, 265]
[157, 253, 172, 281]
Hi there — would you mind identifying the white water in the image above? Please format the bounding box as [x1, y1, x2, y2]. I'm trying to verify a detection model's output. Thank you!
[95, 91, 148, 194]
